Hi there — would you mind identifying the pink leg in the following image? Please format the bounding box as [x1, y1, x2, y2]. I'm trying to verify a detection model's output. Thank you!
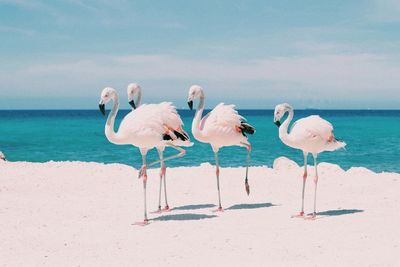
[292, 152, 308, 218]
[161, 164, 170, 212]
[213, 152, 224, 212]
[244, 144, 251, 196]
[135, 153, 150, 226]
[154, 149, 171, 214]
[153, 164, 166, 214]
[133, 165, 150, 226]
[305, 155, 319, 220]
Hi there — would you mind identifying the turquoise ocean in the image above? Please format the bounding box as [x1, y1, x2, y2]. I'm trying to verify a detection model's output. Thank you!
[0, 110, 399, 173]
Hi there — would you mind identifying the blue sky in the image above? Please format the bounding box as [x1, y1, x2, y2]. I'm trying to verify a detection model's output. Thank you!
[0, 0, 399, 109]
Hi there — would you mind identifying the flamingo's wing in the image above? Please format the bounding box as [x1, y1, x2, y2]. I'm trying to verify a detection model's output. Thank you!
[119, 103, 192, 147]
[202, 103, 244, 133]
[290, 115, 334, 141]
[155, 102, 184, 129]
[119, 104, 165, 135]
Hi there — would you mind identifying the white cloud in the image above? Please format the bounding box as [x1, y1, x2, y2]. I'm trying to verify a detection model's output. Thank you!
[1, 52, 399, 108]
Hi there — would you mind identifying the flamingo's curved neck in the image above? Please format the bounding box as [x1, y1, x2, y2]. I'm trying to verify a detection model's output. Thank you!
[136, 88, 142, 108]
[105, 95, 124, 144]
[192, 92, 206, 141]
[279, 107, 295, 147]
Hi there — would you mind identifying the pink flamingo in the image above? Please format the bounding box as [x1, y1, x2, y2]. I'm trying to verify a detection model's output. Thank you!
[274, 103, 346, 219]
[187, 85, 255, 212]
[99, 87, 191, 225]
[126, 83, 192, 214]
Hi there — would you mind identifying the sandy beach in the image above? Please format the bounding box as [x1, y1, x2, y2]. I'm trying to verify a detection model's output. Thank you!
[1, 158, 399, 266]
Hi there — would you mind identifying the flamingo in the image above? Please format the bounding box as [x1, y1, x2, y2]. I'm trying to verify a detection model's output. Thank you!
[187, 85, 255, 212]
[126, 83, 191, 214]
[273, 103, 346, 219]
[99, 87, 191, 225]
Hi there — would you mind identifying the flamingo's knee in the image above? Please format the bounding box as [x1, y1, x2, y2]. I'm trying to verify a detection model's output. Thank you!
[160, 165, 166, 177]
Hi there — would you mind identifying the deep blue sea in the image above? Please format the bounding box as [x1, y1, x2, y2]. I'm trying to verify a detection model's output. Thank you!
[0, 110, 399, 173]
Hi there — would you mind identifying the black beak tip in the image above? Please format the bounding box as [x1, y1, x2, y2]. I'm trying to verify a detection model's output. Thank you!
[187, 101, 193, 110]
[274, 121, 281, 127]
[129, 100, 136, 109]
[99, 104, 105, 116]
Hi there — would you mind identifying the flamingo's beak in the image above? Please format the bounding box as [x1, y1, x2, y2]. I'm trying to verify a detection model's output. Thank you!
[274, 120, 281, 127]
[187, 100, 193, 110]
[99, 104, 105, 116]
[129, 100, 136, 109]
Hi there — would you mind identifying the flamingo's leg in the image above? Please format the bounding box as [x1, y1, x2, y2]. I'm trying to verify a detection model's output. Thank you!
[147, 144, 186, 167]
[154, 149, 163, 213]
[139, 151, 149, 224]
[157, 149, 169, 212]
[213, 151, 223, 212]
[162, 166, 169, 211]
[306, 154, 319, 220]
[292, 152, 308, 218]
[241, 142, 251, 195]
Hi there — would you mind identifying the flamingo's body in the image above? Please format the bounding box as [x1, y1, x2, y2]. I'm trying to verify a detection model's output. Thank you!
[99, 86, 191, 224]
[192, 103, 250, 147]
[188, 85, 255, 211]
[274, 103, 346, 219]
[117, 103, 189, 148]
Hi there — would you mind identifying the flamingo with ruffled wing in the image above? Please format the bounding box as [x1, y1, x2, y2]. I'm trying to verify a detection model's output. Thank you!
[99, 87, 191, 225]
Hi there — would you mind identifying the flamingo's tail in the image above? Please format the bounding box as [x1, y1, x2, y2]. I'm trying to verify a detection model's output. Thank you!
[163, 128, 193, 147]
[239, 122, 256, 136]
[326, 138, 346, 151]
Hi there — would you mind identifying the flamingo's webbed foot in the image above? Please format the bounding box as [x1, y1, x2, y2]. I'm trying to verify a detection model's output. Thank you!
[162, 205, 171, 212]
[305, 212, 317, 220]
[291, 211, 305, 218]
[151, 206, 163, 214]
[132, 219, 150, 226]
[213, 207, 224, 213]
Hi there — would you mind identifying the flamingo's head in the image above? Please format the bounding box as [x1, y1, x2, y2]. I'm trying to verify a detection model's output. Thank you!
[274, 103, 292, 127]
[99, 87, 116, 116]
[187, 85, 203, 110]
[0, 151, 6, 161]
[127, 83, 141, 109]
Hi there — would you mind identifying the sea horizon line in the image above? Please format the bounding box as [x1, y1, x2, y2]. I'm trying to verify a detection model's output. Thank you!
[1, 108, 400, 111]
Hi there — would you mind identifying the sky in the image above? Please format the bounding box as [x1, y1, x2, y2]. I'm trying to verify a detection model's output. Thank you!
[0, 0, 399, 109]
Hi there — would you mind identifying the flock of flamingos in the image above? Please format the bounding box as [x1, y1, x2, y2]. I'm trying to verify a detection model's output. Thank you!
[98, 84, 346, 225]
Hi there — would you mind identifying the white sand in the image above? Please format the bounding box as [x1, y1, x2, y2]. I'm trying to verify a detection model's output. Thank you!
[1, 158, 399, 266]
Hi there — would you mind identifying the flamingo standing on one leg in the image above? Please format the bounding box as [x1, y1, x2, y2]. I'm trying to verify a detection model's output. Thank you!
[187, 85, 255, 212]
[127, 83, 191, 213]
[99, 87, 191, 225]
[273, 103, 346, 219]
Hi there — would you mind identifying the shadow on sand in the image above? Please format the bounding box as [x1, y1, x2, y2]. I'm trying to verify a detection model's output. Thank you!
[153, 213, 217, 221]
[317, 209, 364, 217]
[226, 202, 275, 210]
[172, 204, 216, 211]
